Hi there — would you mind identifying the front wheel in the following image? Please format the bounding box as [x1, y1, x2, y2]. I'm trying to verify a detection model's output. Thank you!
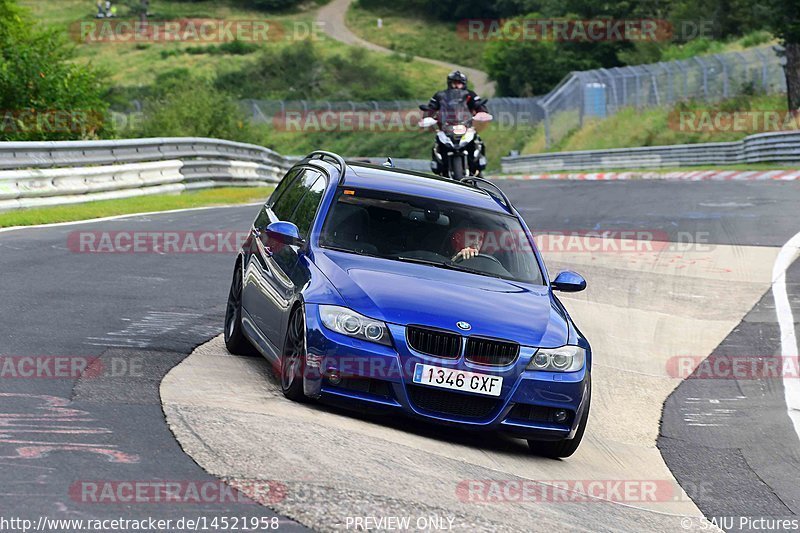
[224, 263, 256, 356]
[527, 395, 590, 459]
[280, 307, 307, 402]
[449, 155, 465, 180]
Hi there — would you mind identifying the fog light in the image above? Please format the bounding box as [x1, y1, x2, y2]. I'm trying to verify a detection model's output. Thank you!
[554, 409, 568, 423]
[327, 370, 341, 385]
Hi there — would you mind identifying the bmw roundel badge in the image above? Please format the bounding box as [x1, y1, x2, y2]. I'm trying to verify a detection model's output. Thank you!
[456, 321, 472, 331]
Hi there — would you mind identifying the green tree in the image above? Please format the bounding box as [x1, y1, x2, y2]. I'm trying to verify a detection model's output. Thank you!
[765, 0, 800, 111]
[482, 15, 621, 96]
[0, 0, 109, 141]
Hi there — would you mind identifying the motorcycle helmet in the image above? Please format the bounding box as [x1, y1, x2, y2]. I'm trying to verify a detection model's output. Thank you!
[447, 70, 468, 89]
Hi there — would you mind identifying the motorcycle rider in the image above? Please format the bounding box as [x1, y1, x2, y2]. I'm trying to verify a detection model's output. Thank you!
[423, 70, 489, 177]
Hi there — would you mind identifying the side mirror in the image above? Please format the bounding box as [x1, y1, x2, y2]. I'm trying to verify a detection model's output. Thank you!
[266, 221, 304, 247]
[418, 104, 431, 111]
[418, 117, 437, 128]
[551, 271, 586, 292]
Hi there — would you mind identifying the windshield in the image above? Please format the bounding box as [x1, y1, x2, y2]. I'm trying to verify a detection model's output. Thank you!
[438, 89, 473, 127]
[319, 188, 544, 284]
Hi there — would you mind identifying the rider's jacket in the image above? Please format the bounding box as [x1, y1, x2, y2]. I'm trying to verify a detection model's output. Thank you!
[426, 88, 488, 121]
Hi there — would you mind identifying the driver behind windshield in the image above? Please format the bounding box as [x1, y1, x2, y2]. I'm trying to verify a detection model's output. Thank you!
[451, 229, 484, 262]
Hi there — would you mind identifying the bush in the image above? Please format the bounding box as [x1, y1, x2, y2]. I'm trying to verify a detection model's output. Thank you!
[739, 30, 773, 48]
[0, 0, 109, 140]
[216, 40, 413, 100]
[133, 70, 255, 142]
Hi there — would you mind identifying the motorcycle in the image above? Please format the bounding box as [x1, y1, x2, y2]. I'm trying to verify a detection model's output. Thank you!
[418, 98, 493, 180]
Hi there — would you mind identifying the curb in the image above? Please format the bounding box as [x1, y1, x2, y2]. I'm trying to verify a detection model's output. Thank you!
[492, 170, 800, 181]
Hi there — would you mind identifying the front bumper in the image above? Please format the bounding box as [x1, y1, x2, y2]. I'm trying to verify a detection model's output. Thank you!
[303, 304, 590, 440]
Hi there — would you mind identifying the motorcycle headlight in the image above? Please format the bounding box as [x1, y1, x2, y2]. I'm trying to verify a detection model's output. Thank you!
[526, 346, 585, 372]
[437, 131, 454, 147]
[319, 305, 392, 346]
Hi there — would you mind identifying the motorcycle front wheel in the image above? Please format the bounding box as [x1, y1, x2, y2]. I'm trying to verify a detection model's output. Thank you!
[450, 156, 465, 180]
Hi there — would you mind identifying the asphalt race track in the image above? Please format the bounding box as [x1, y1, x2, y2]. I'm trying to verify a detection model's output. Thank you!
[2, 180, 799, 531]
[0, 208, 305, 530]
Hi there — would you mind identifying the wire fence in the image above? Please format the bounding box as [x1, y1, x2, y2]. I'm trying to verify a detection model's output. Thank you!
[240, 97, 546, 129]
[126, 45, 786, 151]
[539, 45, 787, 148]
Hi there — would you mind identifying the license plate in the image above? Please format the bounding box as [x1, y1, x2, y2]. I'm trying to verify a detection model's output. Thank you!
[412, 364, 503, 397]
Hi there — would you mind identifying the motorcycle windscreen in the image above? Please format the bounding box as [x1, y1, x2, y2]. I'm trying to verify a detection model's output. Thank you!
[438, 89, 474, 129]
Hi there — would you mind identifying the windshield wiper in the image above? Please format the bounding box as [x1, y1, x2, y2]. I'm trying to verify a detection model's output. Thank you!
[324, 245, 377, 257]
[394, 256, 506, 280]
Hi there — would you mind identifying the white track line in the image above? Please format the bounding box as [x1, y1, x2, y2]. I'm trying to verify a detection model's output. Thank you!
[0, 203, 263, 235]
[772, 231, 800, 440]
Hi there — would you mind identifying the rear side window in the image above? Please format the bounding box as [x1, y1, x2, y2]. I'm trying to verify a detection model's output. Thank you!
[268, 167, 302, 208]
[272, 169, 320, 222]
[290, 177, 326, 238]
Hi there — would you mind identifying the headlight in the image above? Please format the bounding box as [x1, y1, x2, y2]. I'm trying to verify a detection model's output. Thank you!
[459, 130, 475, 148]
[527, 346, 585, 372]
[319, 305, 392, 346]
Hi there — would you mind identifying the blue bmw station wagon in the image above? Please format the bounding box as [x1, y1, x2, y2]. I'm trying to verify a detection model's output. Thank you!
[224, 151, 591, 458]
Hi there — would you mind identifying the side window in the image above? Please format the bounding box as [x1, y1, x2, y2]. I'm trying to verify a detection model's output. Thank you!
[267, 168, 302, 209]
[272, 169, 321, 222]
[253, 205, 270, 230]
[289, 177, 326, 238]
[256, 167, 302, 229]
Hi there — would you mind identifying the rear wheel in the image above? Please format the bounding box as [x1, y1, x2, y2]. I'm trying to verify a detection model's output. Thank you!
[527, 395, 590, 459]
[280, 308, 307, 402]
[224, 263, 255, 356]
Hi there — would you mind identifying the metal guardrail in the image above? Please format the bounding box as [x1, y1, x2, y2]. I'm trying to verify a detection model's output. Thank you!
[501, 130, 800, 173]
[0, 137, 292, 171]
[0, 138, 435, 212]
[0, 138, 294, 212]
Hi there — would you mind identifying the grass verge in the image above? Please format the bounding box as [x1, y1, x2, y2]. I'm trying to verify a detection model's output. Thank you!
[345, 2, 485, 69]
[0, 187, 272, 228]
[522, 94, 795, 154]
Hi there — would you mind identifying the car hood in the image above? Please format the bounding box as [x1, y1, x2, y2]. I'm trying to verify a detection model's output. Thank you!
[314, 250, 569, 347]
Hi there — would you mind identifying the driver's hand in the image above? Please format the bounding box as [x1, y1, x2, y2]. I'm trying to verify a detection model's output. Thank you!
[452, 246, 479, 261]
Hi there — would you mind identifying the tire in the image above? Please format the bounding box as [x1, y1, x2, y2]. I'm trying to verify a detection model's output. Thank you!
[527, 395, 590, 459]
[280, 307, 307, 402]
[224, 262, 256, 356]
[450, 156, 465, 180]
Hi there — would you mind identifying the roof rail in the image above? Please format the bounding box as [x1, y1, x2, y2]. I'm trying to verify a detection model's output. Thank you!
[302, 151, 348, 183]
[460, 176, 513, 213]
